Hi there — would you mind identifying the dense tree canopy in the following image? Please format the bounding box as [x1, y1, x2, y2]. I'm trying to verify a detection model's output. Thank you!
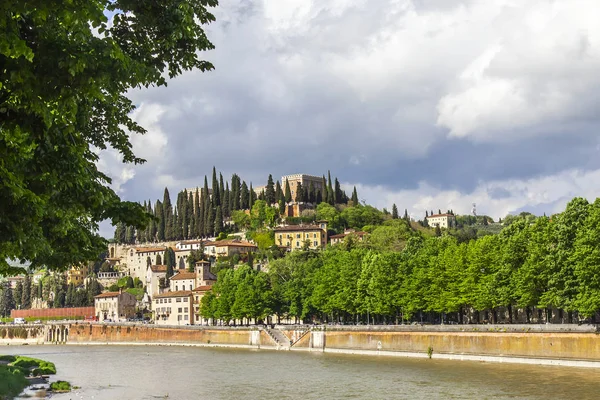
[0, 0, 218, 274]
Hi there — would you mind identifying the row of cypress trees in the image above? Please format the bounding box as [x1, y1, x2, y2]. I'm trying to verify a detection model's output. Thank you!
[114, 168, 356, 243]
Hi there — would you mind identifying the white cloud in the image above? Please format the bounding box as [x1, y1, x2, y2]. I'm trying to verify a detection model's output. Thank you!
[349, 167, 600, 220]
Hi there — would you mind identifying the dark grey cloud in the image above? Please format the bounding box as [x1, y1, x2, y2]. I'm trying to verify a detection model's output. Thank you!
[98, 0, 600, 235]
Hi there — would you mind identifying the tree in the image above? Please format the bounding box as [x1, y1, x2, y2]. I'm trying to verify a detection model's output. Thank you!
[351, 186, 359, 205]
[392, 204, 399, 219]
[0, 285, 15, 317]
[21, 274, 31, 309]
[284, 180, 292, 203]
[13, 281, 23, 309]
[295, 182, 303, 203]
[266, 175, 276, 205]
[0, 1, 217, 274]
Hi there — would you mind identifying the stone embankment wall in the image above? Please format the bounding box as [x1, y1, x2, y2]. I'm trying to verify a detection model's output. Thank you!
[67, 323, 274, 348]
[0, 325, 45, 345]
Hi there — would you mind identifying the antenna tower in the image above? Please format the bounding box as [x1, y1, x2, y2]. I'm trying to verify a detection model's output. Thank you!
[471, 203, 477, 216]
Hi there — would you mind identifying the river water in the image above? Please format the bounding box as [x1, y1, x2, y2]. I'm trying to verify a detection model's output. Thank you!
[2, 345, 600, 399]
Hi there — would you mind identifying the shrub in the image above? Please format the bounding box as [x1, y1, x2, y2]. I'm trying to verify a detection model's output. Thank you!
[50, 380, 72, 392]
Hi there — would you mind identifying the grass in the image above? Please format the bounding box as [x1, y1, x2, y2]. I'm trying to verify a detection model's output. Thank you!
[0, 355, 58, 399]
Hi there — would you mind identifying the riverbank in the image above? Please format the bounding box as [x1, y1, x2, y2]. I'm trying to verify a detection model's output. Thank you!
[0, 355, 60, 399]
[4, 323, 600, 368]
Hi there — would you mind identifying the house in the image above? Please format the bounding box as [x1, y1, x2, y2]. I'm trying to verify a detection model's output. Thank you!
[125, 246, 166, 280]
[193, 285, 213, 325]
[195, 260, 217, 287]
[145, 265, 167, 298]
[153, 291, 194, 325]
[330, 229, 368, 245]
[202, 241, 217, 258]
[94, 289, 137, 322]
[274, 221, 328, 251]
[170, 272, 196, 292]
[426, 213, 456, 229]
[175, 240, 205, 251]
[213, 240, 257, 257]
[173, 248, 193, 270]
[67, 265, 89, 287]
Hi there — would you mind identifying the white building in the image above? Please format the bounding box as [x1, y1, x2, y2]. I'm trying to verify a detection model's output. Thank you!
[426, 213, 456, 229]
[170, 272, 196, 292]
[153, 291, 194, 325]
[145, 264, 167, 299]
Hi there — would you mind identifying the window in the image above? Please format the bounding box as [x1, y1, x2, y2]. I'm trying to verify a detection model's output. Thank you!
[176, 298, 182, 302]
[314, 241, 318, 246]
[184, 307, 188, 312]
[178, 315, 182, 321]
[178, 308, 182, 313]
[168, 299, 172, 303]
[279, 234, 282, 239]
[296, 234, 300, 238]
[296, 241, 300, 247]
[184, 297, 188, 302]
[175, 285, 178, 291]
[184, 315, 188, 320]
[314, 233, 317, 238]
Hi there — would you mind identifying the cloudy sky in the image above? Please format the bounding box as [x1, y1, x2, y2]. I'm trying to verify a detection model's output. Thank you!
[99, 0, 600, 236]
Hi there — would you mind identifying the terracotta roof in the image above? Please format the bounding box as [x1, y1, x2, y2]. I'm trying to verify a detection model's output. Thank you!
[330, 231, 368, 239]
[274, 225, 324, 232]
[195, 260, 210, 265]
[427, 214, 455, 218]
[135, 247, 166, 253]
[179, 240, 204, 245]
[170, 272, 196, 281]
[172, 247, 192, 252]
[193, 285, 213, 292]
[203, 241, 216, 246]
[154, 290, 193, 299]
[150, 265, 167, 273]
[214, 240, 257, 248]
[95, 291, 120, 298]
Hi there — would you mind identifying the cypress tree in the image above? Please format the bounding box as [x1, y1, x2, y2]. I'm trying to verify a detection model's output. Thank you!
[266, 174, 276, 205]
[219, 172, 225, 208]
[206, 205, 215, 237]
[163, 188, 173, 240]
[240, 181, 249, 209]
[404, 209, 409, 220]
[321, 175, 327, 204]
[275, 180, 282, 203]
[284, 180, 292, 203]
[231, 174, 241, 211]
[214, 206, 223, 236]
[308, 182, 315, 203]
[156, 254, 162, 265]
[249, 183, 256, 209]
[303, 183, 309, 203]
[351, 186, 359, 205]
[295, 182, 303, 202]
[188, 192, 196, 238]
[334, 178, 342, 204]
[327, 171, 334, 205]
[21, 274, 31, 309]
[13, 281, 23, 309]
[224, 182, 231, 218]
[212, 166, 220, 207]
[392, 204, 399, 219]
[195, 188, 202, 238]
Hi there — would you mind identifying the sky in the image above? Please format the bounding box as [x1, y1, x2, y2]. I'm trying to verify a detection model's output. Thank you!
[98, 0, 600, 237]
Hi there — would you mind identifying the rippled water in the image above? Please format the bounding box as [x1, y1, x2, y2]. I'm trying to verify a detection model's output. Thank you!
[3, 345, 600, 399]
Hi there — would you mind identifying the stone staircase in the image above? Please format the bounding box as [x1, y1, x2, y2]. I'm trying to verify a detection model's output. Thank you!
[264, 327, 291, 350]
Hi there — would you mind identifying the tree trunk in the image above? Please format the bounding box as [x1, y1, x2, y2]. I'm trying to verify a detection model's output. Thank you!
[508, 304, 513, 324]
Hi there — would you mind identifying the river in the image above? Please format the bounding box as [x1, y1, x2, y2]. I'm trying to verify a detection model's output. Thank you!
[2, 345, 599, 399]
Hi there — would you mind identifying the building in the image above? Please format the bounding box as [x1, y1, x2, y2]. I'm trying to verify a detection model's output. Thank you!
[153, 291, 194, 325]
[170, 272, 197, 292]
[281, 174, 324, 201]
[176, 240, 206, 251]
[274, 221, 328, 251]
[67, 265, 89, 287]
[213, 240, 257, 257]
[195, 260, 217, 287]
[124, 246, 167, 279]
[193, 285, 213, 325]
[253, 185, 267, 197]
[329, 229, 368, 246]
[94, 289, 137, 322]
[6, 276, 25, 289]
[426, 213, 456, 229]
[145, 265, 167, 298]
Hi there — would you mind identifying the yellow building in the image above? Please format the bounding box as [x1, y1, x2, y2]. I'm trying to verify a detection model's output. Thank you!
[281, 174, 324, 201]
[67, 265, 90, 286]
[274, 221, 328, 251]
[214, 240, 257, 257]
